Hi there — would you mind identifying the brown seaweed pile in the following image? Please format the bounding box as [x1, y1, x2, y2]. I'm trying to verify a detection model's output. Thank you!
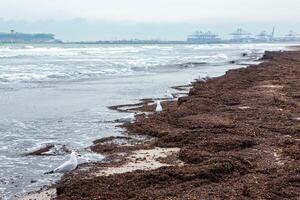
[56, 51, 300, 200]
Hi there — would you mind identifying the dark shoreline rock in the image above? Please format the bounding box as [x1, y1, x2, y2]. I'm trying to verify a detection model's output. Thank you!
[24, 144, 71, 156]
[24, 144, 55, 156]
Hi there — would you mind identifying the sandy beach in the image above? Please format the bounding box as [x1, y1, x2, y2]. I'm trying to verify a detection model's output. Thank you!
[22, 49, 300, 199]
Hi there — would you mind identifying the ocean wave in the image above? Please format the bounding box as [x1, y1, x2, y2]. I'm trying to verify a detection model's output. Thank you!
[0, 46, 147, 58]
[46, 74, 71, 79]
[0, 55, 26, 59]
[0, 68, 136, 84]
[184, 44, 232, 50]
[213, 53, 229, 60]
[141, 46, 174, 50]
[0, 73, 48, 83]
[0, 52, 233, 84]
[23, 45, 35, 49]
[0, 77, 9, 82]
[0, 43, 285, 86]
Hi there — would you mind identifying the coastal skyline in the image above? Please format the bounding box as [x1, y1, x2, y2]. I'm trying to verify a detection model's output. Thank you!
[1, 0, 300, 41]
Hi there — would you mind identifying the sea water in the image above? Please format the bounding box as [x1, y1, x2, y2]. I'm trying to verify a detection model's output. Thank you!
[0, 43, 292, 199]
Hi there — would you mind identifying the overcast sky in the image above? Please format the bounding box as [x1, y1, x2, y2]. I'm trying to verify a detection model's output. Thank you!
[0, 0, 299, 41]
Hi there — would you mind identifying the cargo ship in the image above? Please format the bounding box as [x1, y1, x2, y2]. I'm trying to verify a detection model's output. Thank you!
[0, 30, 61, 43]
[186, 31, 221, 44]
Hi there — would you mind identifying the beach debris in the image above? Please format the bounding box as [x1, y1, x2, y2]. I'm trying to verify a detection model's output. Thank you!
[242, 52, 248, 57]
[238, 106, 251, 110]
[116, 113, 135, 123]
[155, 100, 163, 112]
[30, 179, 38, 184]
[45, 151, 79, 174]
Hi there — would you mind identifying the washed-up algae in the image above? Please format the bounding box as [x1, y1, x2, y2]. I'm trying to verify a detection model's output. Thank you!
[56, 51, 300, 200]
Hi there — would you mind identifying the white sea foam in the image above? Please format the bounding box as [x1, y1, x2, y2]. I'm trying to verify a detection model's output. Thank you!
[0, 43, 292, 86]
[23, 46, 35, 49]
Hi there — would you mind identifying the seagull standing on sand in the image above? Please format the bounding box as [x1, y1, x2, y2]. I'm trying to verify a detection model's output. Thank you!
[156, 100, 163, 112]
[196, 75, 206, 83]
[204, 72, 212, 81]
[165, 90, 174, 100]
[45, 150, 79, 174]
[117, 113, 135, 123]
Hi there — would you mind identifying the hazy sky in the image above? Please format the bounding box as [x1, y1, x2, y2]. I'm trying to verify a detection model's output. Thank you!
[0, 0, 299, 41]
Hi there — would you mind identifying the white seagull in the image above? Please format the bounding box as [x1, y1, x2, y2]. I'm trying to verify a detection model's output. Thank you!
[196, 75, 206, 83]
[156, 100, 163, 112]
[116, 113, 135, 123]
[204, 72, 212, 81]
[45, 150, 79, 174]
[165, 90, 174, 100]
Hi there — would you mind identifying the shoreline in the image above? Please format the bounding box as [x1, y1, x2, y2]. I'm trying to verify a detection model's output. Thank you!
[21, 49, 300, 199]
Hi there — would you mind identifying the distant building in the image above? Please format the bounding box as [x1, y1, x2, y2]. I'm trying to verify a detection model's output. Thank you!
[229, 28, 253, 42]
[256, 29, 274, 42]
[257, 31, 270, 40]
[253, 27, 275, 42]
[0, 31, 61, 43]
[281, 31, 300, 41]
[187, 31, 221, 44]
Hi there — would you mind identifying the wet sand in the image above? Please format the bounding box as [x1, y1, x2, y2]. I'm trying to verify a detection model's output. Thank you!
[18, 188, 56, 200]
[52, 50, 300, 199]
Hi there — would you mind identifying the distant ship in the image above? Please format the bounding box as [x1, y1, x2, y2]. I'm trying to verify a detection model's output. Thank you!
[186, 31, 221, 44]
[0, 30, 61, 43]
